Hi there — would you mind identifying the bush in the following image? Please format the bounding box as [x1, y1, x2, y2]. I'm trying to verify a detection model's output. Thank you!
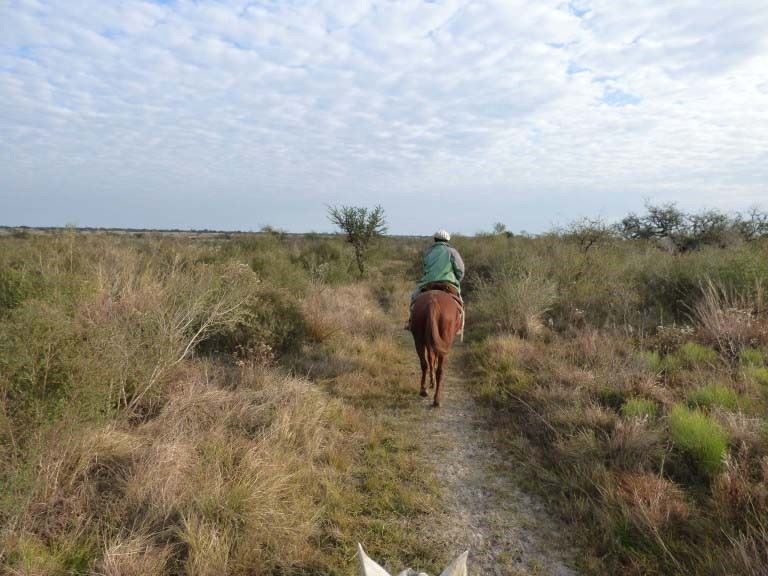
[200, 287, 306, 359]
[473, 268, 556, 337]
[465, 335, 539, 404]
[687, 384, 741, 411]
[668, 405, 729, 476]
[674, 342, 719, 368]
[621, 398, 658, 419]
[296, 238, 353, 284]
[744, 366, 768, 387]
[636, 350, 663, 373]
[694, 281, 762, 358]
[0, 300, 78, 431]
[0, 266, 36, 312]
[739, 348, 765, 367]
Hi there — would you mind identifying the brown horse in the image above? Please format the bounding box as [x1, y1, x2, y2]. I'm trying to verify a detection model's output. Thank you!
[410, 289, 463, 407]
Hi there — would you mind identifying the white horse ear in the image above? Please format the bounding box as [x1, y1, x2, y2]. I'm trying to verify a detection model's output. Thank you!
[358, 543, 392, 576]
[439, 551, 469, 576]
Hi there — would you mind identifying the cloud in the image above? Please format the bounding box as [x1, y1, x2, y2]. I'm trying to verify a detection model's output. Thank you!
[1, 0, 767, 233]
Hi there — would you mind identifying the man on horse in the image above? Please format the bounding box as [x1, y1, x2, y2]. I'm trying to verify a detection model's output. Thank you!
[406, 229, 465, 331]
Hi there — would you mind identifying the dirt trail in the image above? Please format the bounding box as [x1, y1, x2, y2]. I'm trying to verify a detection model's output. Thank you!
[402, 341, 579, 576]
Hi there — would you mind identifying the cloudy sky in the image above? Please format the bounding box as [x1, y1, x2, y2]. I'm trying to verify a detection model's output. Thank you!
[2, 0, 767, 233]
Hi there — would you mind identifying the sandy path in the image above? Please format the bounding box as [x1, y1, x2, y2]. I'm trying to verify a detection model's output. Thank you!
[401, 341, 579, 576]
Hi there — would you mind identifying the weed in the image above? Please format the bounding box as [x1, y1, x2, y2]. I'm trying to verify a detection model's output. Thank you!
[739, 348, 766, 367]
[668, 405, 729, 476]
[622, 398, 659, 419]
[744, 366, 768, 387]
[687, 384, 741, 411]
[637, 351, 663, 373]
[674, 342, 719, 368]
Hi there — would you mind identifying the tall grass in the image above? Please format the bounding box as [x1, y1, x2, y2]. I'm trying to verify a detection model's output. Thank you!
[3, 228, 768, 575]
[461, 233, 768, 574]
[0, 232, 442, 575]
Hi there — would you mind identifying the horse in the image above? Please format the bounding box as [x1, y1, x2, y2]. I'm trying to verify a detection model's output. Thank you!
[409, 289, 463, 407]
[358, 543, 468, 576]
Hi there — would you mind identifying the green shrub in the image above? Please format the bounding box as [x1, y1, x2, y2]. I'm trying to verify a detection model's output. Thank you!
[0, 266, 37, 312]
[739, 348, 765, 367]
[675, 342, 719, 368]
[668, 405, 729, 476]
[201, 288, 306, 357]
[660, 354, 683, 375]
[637, 351, 663, 373]
[687, 384, 741, 411]
[621, 398, 658, 418]
[744, 366, 768, 387]
[296, 239, 353, 284]
[0, 300, 77, 426]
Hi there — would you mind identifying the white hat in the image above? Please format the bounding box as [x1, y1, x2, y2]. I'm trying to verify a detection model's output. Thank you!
[434, 229, 451, 241]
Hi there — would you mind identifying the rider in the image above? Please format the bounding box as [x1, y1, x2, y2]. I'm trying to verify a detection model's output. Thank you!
[406, 229, 465, 329]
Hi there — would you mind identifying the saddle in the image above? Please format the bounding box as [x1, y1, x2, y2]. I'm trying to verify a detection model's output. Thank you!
[419, 282, 463, 309]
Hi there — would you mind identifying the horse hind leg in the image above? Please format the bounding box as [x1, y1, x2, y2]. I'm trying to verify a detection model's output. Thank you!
[427, 348, 437, 390]
[433, 354, 445, 407]
[418, 348, 428, 397]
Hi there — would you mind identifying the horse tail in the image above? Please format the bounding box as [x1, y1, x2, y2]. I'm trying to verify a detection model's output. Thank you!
[426, 297, 449, 357]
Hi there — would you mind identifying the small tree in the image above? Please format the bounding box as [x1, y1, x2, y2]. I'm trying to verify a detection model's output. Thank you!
[327, 204, 387, 277]
[736, 207, 768, 240]
[619, 202, 687, 249]
[565, 217, 614, 253]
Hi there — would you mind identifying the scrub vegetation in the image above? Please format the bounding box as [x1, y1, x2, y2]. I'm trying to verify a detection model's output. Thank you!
[0, 229, 442, 575]
[460, 205, 768, 575]
[2, 202, 768, 575]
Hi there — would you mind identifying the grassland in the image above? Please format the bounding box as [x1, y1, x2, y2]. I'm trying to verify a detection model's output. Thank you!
[2, 226, 768, 575]
[459, 231, 768, 575]
[0, 230, 446, 575]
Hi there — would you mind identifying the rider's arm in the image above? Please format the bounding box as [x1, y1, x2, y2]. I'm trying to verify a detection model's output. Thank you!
[449, 247, 465, 282]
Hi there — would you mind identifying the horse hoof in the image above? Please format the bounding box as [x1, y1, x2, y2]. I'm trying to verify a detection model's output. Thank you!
[419, 389, 428, 397]
[432, 401, 441, 408]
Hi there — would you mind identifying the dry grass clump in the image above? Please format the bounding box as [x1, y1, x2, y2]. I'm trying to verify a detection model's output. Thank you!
[712, 448, 768, 523]
[302, 283, 390, 342]
[608, 419, 663, 471]
[719, 524, 768, 576]
[2, 363, 354, 574]
[468, 335, 539, 399]
[96, 534, 173, 576]
[618, 473, 689, 531]
[473, 267, 557, 338]
[711, 448, 768, 576]
[694, 281, 768, 359]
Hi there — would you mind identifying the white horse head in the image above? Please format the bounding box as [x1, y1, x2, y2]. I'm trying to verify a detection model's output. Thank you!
[357, 543, 468, 576]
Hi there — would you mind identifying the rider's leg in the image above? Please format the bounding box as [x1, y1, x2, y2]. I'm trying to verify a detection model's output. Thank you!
[404, 288, 421, 330]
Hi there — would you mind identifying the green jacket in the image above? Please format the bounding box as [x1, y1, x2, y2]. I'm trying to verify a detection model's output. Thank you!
[417, 241, 465, 293]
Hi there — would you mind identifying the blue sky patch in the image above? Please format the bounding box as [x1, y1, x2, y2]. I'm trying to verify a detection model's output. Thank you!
[602, 88, 642, 107]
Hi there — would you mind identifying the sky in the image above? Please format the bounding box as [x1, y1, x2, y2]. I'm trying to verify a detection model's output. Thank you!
[1, 0, 768, 234]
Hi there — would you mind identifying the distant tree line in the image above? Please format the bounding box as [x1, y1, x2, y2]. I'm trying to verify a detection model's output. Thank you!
[551, 203, 768, 253]
[619, 203, 768, 250]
